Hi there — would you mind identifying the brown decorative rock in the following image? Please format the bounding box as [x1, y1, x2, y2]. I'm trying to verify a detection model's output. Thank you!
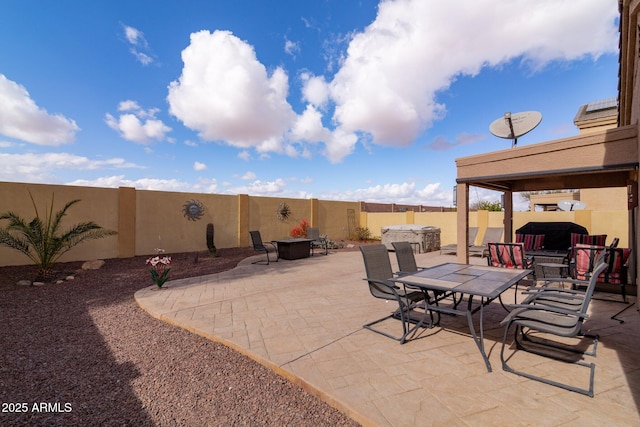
[82, 260, 105, 270]
[17, 280, 31, 286]
[56, 280, 65, 284]
[32, 282, 45, 287]
[66, 276, 75, 281]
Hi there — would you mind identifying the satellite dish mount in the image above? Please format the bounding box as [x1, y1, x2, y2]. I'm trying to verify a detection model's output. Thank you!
[490, 111, 542, 148]
[557, 199, 587, 211]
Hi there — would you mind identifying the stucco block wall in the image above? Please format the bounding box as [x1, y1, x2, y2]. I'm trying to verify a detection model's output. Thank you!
[0, 182, 361, 267]
[134, 190, 238, 256]
[0, 182, 120, 266]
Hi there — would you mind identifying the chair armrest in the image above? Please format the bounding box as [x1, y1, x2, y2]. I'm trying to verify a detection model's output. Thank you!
[363, 277, 400, 290]
[500, 304, 588, 326]
[523, 286, 586, 296]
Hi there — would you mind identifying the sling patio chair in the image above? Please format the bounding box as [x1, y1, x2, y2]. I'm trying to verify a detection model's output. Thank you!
[249, 230, 279, 265]
[487, 242, 533, 305]
[469, 227, 504, 257]
[359, 245, 432, 344]
[440, 226, 479, 255]
[306, 227, 328, 256]
[564, 243, 632, 322]
[500, 261, 608, 397]
[521, 249, 606, 312]
[392, 241, 460, 309]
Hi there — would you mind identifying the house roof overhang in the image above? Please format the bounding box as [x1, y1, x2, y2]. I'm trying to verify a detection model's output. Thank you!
[456, 125, 639, 193]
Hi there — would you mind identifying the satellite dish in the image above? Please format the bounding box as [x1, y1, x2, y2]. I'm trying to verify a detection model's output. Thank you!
[557, 200, 586, 211]
[489, 111, 542, 147]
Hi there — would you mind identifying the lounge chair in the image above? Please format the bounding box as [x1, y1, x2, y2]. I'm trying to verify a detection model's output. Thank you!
[359, 245, 430, 344]
[307, 227, 328, 255]
[469, 227, 504, 257]
[249, 230, 278, 265]
[500, 261, 608, 397]
[440, 226, 479, 255]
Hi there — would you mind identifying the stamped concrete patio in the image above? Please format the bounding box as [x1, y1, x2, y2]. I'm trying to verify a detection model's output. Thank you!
[135, 250, 640, 426]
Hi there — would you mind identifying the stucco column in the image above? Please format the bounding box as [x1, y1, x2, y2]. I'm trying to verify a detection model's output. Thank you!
[456, 183, 470, 263]
[503, 190, 513, 243]
[117, 186, 136, 258]
[310, 198, 319, 226]
[237, 194, 250, 247]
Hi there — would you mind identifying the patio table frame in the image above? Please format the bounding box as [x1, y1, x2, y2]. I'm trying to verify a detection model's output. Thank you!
[391, 263, 531, 372]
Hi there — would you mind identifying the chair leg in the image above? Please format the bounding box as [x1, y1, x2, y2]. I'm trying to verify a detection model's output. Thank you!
[501, 323, 597, 397]
[611, 300, 637, 323]
[364, 300, 433, 344]
[251, 249, 277, 265]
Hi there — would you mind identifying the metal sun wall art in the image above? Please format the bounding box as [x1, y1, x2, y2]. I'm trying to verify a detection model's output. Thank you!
[276, 202, 291, 221]
[182, 199, 205, 221]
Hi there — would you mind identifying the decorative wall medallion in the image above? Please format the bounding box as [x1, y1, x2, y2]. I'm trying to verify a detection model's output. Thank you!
[276, 202, 291, 221]
[182, 199, 205, 221]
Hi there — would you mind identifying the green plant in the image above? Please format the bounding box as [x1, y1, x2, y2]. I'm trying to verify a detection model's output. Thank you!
[351, 226, 371, 242]
[471, 200, 502, 211]
[146, 248, 172, 287]
[206, 223, 217, 257]
[0, 192, 117, 281]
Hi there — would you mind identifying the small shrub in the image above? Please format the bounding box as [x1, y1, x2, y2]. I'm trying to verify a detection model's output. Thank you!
[351, 227, 372, 242]
[290, 218, 310, 238]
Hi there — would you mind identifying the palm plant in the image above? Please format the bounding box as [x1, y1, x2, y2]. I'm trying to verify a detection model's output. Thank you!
[0, 192, 117, 281]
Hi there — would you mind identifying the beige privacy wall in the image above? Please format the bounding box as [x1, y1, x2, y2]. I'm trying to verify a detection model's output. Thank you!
[0, 182, 360, 267]
[362, 209, 629, 248]
[0, 181, 630, 266]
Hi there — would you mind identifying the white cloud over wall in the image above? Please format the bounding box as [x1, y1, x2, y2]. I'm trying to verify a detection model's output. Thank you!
[105, 100, 172, 144]
[0, 74, 80, 146]
[165, 0, 617, 163]
[0, 152, 140, 183]
[326, 0, 618, 148]
[167, 30, 296, 147]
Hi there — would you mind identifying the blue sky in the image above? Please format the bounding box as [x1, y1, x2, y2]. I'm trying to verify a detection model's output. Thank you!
[0, 0, 620, 210]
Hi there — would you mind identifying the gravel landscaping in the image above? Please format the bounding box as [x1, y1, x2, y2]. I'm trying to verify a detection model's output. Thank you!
[0, 247, 362, 426]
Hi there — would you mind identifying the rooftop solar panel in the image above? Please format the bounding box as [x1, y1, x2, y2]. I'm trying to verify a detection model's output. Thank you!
[585, 97, 618, 112]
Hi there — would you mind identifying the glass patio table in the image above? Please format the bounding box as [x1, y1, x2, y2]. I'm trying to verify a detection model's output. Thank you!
[391, 263, 531, 372]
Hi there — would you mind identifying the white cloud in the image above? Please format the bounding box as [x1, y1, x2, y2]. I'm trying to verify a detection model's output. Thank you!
[326, 0, 618, 148]
[300, 73, 330, 108]
[244, 178, 286, 194]
[320, 181, 451, 206]
[68, 176, 190, 192]
[168, 30, 296, 147]
[123, 25, 155, 65]
[0, 152, 141, 183]
[241, 171, 257, 180]
[0, 74, 79, 146]
[63, 175, 220, 194]
[193, 161, 207, 171]
[284, 38, 300, 56]
[105, 101, 171, 144]
[429, 133, 486, 151]
[289, 105, 329, 143]
[164, 0, 617, 165]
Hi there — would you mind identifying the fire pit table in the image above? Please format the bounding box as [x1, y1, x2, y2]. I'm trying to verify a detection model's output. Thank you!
[274, 238, 314, 260]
